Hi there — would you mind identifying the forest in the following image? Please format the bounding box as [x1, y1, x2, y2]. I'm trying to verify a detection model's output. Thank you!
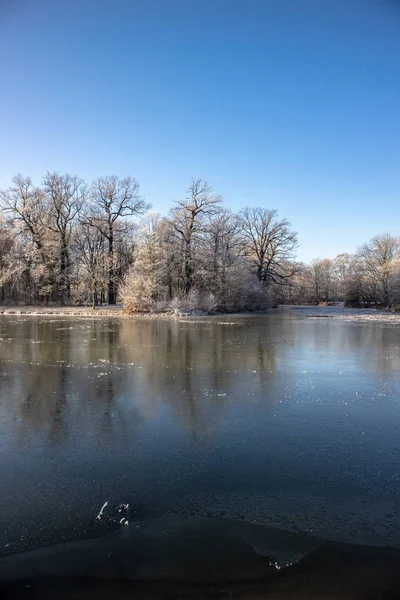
[0, 172, 399, 313]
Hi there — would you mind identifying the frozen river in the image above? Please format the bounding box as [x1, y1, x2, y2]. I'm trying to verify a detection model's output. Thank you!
[0, 310, 399, 554]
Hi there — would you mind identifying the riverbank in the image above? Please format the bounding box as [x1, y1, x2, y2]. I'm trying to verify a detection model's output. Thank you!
[0, 305, 219, 319]
[1, 304, 400, 323]
[0, 305, 161, 318]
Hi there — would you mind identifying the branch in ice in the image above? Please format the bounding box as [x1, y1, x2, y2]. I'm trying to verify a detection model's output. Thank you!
[96, 501, 108, 520]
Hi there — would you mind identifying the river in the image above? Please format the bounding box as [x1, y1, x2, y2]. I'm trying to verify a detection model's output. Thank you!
[0, 310, 399, 554]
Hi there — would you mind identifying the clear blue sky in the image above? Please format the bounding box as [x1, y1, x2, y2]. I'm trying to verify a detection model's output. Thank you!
[1, 0, 399, 262]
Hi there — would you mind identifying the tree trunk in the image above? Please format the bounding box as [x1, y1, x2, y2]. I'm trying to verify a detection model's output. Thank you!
[184, 242, 192, 295]
[108, 230, 115, 304]
[59, 240, 70, 305]
[212, 238, 219, 291]
[92, 282, 97, 309]
[168, 275, 173, 300]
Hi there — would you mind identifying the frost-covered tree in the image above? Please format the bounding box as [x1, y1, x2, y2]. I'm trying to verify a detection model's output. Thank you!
[120, 213, 168, 312]
[237, 207, 298, 286]
[43, 172, 86, 303]
[85, 175, 150, 304]
[0, 174, 58, 302]
[170, 178, 222, 295]
[0, 172, 309, 311]
[72, 222, 107, 308]
[199, 208, 241, 309]
[356, 234, 400, 307]
[310, 258, 334, 304]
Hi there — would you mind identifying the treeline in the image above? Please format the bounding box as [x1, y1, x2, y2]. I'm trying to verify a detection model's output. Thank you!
[277, 234, 400, 309]
[0, 174, 298, 311]
[1, 172, 398, 312]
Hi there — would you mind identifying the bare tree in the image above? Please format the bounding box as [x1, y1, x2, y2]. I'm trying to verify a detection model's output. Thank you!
[73, 223, 107, 308]
[0, 218, 17, 302]
[357, 234, 400, 307]
[333, 253, 352, 301]
[0, 175, 48, 259]
[201, 208, 240, 303]
[343, 256, 364, 307]
[170, 178, 222, 294]
[275, 262, 313, 305]
[86, 175, 150, 304]
[157, 217, 181, 301]
[310, 258, 334, 304]
[43, 172, 86, 303]
[0, 174, 58, 301]
[237, 207, 298, 286]
[4, 170, 399, 315]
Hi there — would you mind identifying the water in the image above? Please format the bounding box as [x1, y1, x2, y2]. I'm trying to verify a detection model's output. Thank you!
[0, 311, 399, 554]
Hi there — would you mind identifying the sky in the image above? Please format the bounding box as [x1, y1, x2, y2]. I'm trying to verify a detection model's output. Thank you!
[0, 0, 399, 262]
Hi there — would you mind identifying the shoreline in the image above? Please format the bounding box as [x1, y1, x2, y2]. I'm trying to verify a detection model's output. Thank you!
[0, 306, 270, 319]
[0, 306, 171, 318]
[0, 304, 399, 324]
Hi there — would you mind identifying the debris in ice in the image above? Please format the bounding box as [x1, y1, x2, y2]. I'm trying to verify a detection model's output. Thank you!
[95, 501, 131, 526]
[96, 501, 108, 520]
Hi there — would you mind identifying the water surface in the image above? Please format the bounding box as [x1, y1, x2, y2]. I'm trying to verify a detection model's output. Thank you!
[0, 311, 399, 553]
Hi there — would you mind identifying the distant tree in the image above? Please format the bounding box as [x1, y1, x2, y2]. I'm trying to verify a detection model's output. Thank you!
[4, 169, 399, 315]
[0, 217, 17, 302]
[134, 213, 164, 290]
[43, 172, 86, 303]
[237, 207, 298, 286]
[343, 256, 364, 307]
[120, 213, 167, 312]
[0, 174, 57, 302]
[85, 175, 150, 304]
[157, 217, 181, 300]
[199, 208, 241, 308]
[356, 234, 400, 307]
[279, 262, 314, 305]
[0, 174, 48, 261]
[310, 258, 333, 304]
[333, 253, 352, 301]
[72, 222, 107, 308]
[170, 178, 222, 295]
